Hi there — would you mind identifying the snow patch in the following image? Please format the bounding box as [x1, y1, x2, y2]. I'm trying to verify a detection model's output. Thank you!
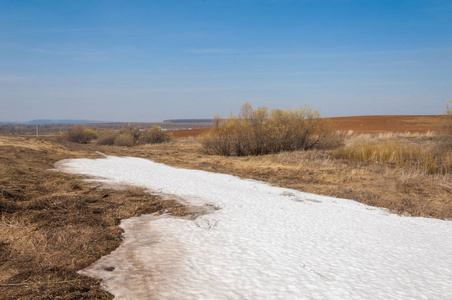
[58, 156, 452, 299]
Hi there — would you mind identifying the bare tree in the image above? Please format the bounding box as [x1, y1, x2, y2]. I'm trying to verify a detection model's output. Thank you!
[213, 114, 222, 129]
[238, 102, 253, 120]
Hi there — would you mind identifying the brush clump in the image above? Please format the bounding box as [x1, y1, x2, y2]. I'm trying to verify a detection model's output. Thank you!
[201, 103, 343, 156]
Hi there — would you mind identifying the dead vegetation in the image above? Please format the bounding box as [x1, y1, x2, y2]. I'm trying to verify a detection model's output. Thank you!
[64, 124, 173, 147]
[333, 133, 452, 175]
[61, 125, 98, 144]
[201, 103, 343, 156]
[0, 136, 188, 299]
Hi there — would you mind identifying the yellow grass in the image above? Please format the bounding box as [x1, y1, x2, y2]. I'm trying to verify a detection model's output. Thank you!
[333, 133, 451, 174]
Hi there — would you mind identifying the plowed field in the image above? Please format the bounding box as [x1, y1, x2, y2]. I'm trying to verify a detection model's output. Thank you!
[169, 128, 211, 138]
[330, 115, 443, 134]
[170, 115, 443, 137]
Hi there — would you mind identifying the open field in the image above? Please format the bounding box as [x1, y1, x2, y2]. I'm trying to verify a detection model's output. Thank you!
[159, 115, 444, 138]
[169, 128, 210, 138]
[0, 121, 212, 136]
[0, 115, 442, 137]
[0, 113, 451, 298]
[330, 115, 443, 134]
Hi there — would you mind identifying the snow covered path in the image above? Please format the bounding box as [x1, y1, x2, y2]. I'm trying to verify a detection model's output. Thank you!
[58, 156, 452, 299]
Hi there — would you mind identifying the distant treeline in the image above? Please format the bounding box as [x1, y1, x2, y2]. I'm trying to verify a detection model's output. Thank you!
[0, 119, 105, 125]
[163, 119, 214, 123]
[0, 122, 213, 135]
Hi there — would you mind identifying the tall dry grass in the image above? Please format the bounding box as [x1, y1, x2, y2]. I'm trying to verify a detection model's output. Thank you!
[440, 100, 452, 150]
[333, 103, 452, 175]
[333, 140, 451, 174]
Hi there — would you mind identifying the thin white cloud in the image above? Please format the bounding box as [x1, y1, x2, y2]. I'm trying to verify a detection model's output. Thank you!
[186, 48, 244, 54]
[257, 46, 452, 59]
[0, 42, 108, 59]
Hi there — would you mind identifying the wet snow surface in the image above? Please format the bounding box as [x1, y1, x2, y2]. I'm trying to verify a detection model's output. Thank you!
[58, 156, 452, 299]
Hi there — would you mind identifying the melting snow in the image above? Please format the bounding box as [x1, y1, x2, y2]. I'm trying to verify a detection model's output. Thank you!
[58, 156, 452, 299]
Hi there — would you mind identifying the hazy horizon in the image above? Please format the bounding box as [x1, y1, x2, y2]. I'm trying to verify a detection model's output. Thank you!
[0, 113, 447, 125]
[1, 1, 451, 122]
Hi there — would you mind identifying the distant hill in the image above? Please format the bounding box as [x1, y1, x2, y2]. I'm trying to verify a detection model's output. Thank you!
[26, 119, 109, 125]
[0, 119, 108, 125]
[163, 119, 213, 123]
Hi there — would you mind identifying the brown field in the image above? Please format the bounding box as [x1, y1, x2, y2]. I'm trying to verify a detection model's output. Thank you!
[169, 128, 211, 138]
[329, 115, 443, 134]
[169, 115, 443, 138]
[0, 113, 450, 298]
[0, 115, 441, 137]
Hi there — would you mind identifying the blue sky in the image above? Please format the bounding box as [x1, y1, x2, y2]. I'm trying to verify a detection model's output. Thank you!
[1, 0, 451, 122]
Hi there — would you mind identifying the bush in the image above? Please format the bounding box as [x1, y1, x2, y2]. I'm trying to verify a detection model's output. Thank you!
[62, 126, 97, 144]
[440, 100, 452, 150]
[119, 125, 142, 142]
[97, 130, 119, 145]
[114, 133, 135, 147]
[95, 125, 171, 147]
[138, 126, 172, 145]
[201, 103, 342, 156]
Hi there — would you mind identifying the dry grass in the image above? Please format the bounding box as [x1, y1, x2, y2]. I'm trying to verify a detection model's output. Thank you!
[0, 136, 188, 299]
[1, 129, 451, 298]
[95, 134, 452, 220]
[333, 138, 451, 174]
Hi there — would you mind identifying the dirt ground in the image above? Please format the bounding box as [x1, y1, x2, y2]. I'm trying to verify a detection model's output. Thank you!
[168, 128, 210, 138]
[329, 115, 443, 134]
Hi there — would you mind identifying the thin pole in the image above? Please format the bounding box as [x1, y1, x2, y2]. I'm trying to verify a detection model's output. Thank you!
[36, 124, 38, 138]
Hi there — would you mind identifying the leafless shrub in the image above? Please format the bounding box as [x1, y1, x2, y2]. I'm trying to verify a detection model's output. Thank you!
[439, 100, 452, 150]
[137, 126, 172, 145]
[114, 133, 135, 147]
[96, 129, 119, 145]
[61, 126, 97, 144]
[201, 132, 232, 156]
[119, 125, 142, 142]
[202, 103, 343, 156]
[96, 125, 171, 147]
